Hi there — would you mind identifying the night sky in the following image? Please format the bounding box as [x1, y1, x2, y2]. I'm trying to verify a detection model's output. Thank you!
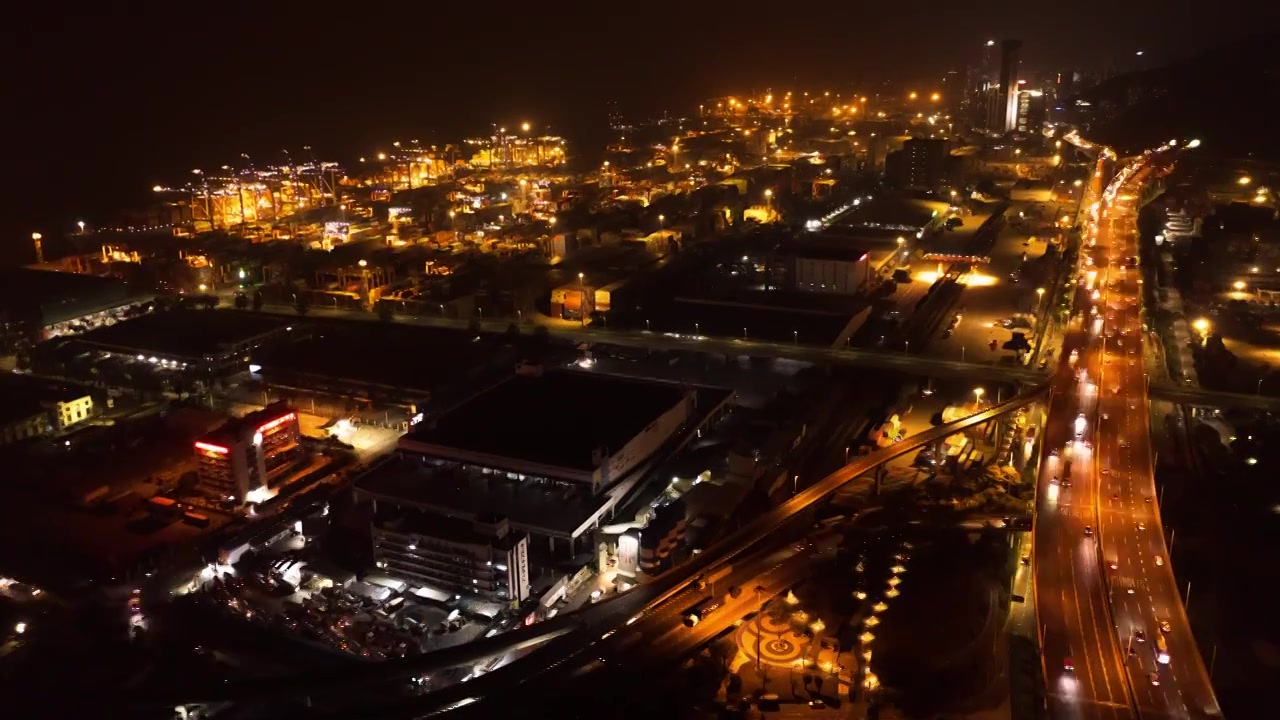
[0, 1, 1270, 258]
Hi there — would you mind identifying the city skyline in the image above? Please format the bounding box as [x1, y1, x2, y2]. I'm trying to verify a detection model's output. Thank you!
[2, 2, 1270, 249]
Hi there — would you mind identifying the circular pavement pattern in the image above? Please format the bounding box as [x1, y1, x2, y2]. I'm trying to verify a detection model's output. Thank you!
[737, 614, 806, 668]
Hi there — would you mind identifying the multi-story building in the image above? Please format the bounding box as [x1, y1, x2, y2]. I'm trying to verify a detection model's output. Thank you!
[1015, 90, 1047, 134]
[0, 375, 94, 446]
[999, 40, 1023, 132]
[194, 402, 302, 504]
[887, 138, 950, 190]
[370, 510, 531, 604]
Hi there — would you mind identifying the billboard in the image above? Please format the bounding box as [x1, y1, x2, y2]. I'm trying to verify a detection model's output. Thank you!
[617, 532, 640, 576]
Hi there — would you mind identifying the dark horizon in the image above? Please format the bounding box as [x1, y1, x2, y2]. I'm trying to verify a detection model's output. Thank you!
[2, 1, 1270, 257]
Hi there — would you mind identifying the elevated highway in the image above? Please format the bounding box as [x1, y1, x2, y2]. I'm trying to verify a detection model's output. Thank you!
[234, 305, 1049, 385]
[1148, 381, 1280, 413]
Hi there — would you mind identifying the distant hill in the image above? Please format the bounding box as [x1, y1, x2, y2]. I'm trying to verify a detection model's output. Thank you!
[1076, 33, 1280, 160]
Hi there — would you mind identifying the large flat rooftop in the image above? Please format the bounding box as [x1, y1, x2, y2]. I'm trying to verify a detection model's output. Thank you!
[0, 268, 135, 325]
[358, 456, 608, 538]
[252, 320, 512, 397]
[75, 310, 288, 358]
[373, 505, 523, 552]
[403, 370, 691, 473]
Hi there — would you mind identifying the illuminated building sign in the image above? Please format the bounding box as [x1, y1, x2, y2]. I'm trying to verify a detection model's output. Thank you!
[323, 221, 350, 240]
[257, 412, 297, 434]
[195, 441, 229, 455]
[388, 207, 412, 220]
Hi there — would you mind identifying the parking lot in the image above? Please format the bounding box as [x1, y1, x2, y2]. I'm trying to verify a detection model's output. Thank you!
[932, 200, 1065, 366]
[190, 545, 507, 665]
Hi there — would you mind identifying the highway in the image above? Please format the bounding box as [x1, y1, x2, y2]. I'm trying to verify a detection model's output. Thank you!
[236, 300, 1047, 385]
[1146, 382, 1280, 413]
[235, 300, 1265, 410]
[1033, 158, 1135, 718]
[1094, 157, 1221, 718]
[1034, 146, 1221, 720]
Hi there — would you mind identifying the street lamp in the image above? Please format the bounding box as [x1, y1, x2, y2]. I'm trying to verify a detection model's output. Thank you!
[973, 387, 985, 405]
[77, 220, 85, 233]
[521, 122, 531, 133]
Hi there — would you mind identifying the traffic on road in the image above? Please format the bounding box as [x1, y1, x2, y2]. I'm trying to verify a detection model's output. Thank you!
[1035, 141, 1222, 719]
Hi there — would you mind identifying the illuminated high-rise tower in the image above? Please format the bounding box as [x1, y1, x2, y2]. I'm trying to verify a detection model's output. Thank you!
[999, 39, 1023, 132]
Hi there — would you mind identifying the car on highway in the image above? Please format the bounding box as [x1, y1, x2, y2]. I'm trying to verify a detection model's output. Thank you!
[1160, 620, 1172, 633]
[1155, 556, 1164, 566]
[1150, 672, 1160, 686]
[1136, 521, 1146, 531]
[1083, 526, 1093, 536]
[1135, 630, 1146, 643]
[1063, 657, 1074, 672]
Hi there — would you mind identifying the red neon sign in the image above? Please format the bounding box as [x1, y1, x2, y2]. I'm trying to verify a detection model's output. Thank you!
[195, 441, 229, 454]
[257, 412, 297, 434]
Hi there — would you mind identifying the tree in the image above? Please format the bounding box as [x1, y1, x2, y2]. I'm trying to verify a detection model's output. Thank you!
[532, 325, 550, 345]
[1003, 333, 1032, 355]
[234, 294, 249, 310]
[252, 291, 264, 311]
[467, 318, 482, 335]
[504, 323, 521, 343]
[294, 294, 310, 315]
